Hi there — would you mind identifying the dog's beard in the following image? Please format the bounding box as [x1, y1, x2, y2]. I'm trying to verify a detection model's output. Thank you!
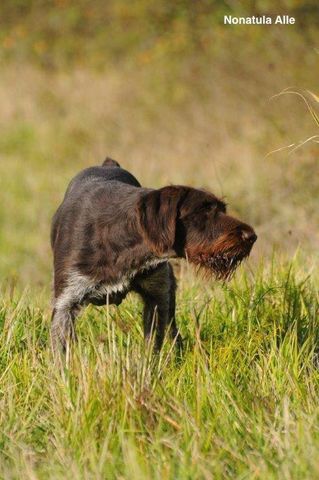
[187, 234, 253, 281]
[203, 250, 248, 280]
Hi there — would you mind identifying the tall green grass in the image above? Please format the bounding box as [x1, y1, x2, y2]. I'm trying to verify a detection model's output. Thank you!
[1, 259, 318, 479]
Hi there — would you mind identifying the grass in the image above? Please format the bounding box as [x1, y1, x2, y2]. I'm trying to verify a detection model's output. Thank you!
[1, 259, 319, 479]
[0, 60, 318, 289]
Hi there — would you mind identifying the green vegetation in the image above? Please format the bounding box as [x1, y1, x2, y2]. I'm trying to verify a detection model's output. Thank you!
[1, 262, 319, 479]
[0, 1, 318, 478]
[0, 0, 318, 69]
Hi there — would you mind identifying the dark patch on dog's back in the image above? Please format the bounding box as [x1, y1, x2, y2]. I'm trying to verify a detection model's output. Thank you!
[66, 166, 141, 195]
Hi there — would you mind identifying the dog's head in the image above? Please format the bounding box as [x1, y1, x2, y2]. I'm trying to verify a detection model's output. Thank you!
[138, 186, 257, 280]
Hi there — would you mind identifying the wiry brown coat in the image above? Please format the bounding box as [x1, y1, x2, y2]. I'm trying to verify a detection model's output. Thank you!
[51, 158, 257, 353]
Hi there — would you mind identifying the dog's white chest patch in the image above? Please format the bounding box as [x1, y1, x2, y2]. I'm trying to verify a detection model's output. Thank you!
[55, 258, 168, 309]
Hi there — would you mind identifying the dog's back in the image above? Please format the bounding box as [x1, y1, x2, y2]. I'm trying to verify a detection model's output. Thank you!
[51, 158, 141, 249]
[64, 157, 141, 196]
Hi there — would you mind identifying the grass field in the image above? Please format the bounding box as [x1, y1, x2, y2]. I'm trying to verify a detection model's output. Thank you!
[1, 2, 319, 478]
[1, 260, 319, 479]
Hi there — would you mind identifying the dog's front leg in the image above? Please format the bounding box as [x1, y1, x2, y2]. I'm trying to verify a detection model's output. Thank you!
[134, 263, 171, 351]
[166, 263, 183, 349]
[143, 299, 167, 351]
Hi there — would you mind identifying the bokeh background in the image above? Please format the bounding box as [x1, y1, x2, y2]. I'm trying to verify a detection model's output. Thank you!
[0, 0, 318, 290]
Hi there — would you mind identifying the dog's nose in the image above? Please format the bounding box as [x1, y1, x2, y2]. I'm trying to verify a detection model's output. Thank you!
[241, 229, 257, 244]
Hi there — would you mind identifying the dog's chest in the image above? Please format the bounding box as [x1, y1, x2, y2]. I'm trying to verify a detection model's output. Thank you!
[83, 257, 168, 305]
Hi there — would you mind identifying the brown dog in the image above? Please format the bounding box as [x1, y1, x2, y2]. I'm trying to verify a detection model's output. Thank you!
[51, 158, 257, 353]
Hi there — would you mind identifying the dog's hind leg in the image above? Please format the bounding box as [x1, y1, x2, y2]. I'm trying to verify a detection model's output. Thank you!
[51, 302, 81, 355]
[51, 271, 91, 354]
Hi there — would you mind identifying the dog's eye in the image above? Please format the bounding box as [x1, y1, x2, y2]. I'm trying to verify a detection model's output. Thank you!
[201, 201, 216, 211]
[200, 201, 218, 217]
[218, 202, 227, 213]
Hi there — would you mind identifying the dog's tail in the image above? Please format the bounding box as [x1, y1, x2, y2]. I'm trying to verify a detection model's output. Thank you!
[102, 157, 121, 168]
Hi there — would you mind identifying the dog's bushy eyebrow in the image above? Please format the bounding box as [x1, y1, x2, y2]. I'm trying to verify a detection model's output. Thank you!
[200, 197, 227, 213]
[217, 200, 227, 212]
[195, 188, 227, 212]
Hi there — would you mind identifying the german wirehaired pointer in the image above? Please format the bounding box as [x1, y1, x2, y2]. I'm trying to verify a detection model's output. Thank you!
[51, 158, 257, 353]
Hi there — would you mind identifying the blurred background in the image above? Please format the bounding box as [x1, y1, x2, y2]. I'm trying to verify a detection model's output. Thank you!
[0, 0, 318, 290]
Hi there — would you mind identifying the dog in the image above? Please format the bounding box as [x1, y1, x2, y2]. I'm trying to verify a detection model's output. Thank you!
[51, 158, 257, 353]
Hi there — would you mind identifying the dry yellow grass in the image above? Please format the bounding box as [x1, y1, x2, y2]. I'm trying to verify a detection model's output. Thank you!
[0, 38, 318, 288]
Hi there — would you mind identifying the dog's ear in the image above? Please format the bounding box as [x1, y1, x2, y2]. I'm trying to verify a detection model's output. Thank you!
[137, 186, 188, 255]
